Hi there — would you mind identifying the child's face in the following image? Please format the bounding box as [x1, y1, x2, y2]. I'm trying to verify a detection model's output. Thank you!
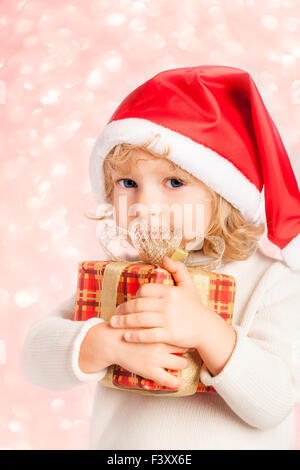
[110, 149, 214, 250]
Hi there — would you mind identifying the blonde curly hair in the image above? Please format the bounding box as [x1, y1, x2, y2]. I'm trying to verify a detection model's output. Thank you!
[87, 135, 265, 262]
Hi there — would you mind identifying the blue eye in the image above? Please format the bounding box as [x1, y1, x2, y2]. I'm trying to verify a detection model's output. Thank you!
[167, 178, 184, 188]
[116, 178, 184, 189]
[117, 178, 137, 188]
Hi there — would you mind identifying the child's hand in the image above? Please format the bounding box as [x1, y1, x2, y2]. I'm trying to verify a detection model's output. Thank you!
[110, 255, 213, 350]
[113, 331, 192, 389]
[79, 321, 192, 388]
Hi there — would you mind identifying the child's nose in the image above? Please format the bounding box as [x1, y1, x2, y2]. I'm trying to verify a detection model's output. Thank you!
[134, 198, 163, 219]
[135, 189, 159, 210]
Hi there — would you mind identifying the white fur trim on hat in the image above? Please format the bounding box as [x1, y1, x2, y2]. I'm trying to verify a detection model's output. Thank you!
[89, 118, 264, 224]
[281, 233, 300, 271]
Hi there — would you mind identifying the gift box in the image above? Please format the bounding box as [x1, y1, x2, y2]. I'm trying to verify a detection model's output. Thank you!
[74, 257, 236, 397]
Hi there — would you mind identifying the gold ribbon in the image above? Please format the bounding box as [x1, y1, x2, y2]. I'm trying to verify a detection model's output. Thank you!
[99, 249, 202, 397]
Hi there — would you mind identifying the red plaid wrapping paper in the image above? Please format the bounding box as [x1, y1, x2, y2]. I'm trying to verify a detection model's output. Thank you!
[74, 260, 236, 396]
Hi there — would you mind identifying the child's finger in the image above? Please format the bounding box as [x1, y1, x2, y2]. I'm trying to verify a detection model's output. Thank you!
[161, 256, 195, 289]
[167, 345, 196, 353]
[156, 369, 184, 389]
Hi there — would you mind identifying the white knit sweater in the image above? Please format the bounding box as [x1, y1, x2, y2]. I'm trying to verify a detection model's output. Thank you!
[21, 248, 300, 450]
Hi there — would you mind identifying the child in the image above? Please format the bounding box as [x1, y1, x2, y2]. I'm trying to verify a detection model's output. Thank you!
[21, 65, 300, 450]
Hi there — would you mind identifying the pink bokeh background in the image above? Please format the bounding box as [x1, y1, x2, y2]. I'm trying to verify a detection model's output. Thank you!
[0, 0, 299, 450]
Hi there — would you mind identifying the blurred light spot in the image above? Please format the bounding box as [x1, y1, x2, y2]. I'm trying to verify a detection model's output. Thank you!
[81, 91, 94, 104]
[291, 80, 300, 104]
[129, 18, 146, 31]
[24, 81, 34, 91]
[40, 207, 68, 235]
[86, 68, 104, 88]
[51, 399, 65, 410]
[270, 83, 278, 93]
[17, 156, 26, 164]
[40, 90, 60, 104]
[15, 19, 32, 34]
[37, 181, 51, 193]
[267, 51, 281, 62]
[269, 0, 281, 7]
[67, 120, 81, 132]
[15, 288, 39, 308]
[23, 225, 33, 234]
[291, 45, 300, 58]
[107, 13, 126, 25]
[0, 340, 6, 364]
[13, 441, 32, 450]
[104, 54, 122, 72]
[131, 1, 147, 14]
[37, 14, 49, 29]
[51, 163, 67, 177]
[8, 421, 22, 433]
[17, 0, 26, 10]
[60, 419, 72, 430]
[12, 405, 32, 421]
[73, 419, 85, 430]
[212, 23, 230, 39]
[39, 61, 54, 73]
[43, 117, 52, 128]
[66, 4, 76, 12]
[281, 54, 296, 65]
[64, 82, 76, 88]
[261, 15, 279, 30]
[36, 242, 49, 253]
[175, 24, 194, 39]
[84, 137, 96, 149]
[0, 289, 10, 308]
[49, 274, 63, 292]
[149, 32, 165, 49]
[52, 225, 70, 241]
[178, 36, 202, 52]
[9, 107, 26, 122]
[64, 246, 80, 257]
[80, 40, 90, 51]
[32, 107, 42, 117]
[43, 135, 57, 149]
[24, 35, 39, 47]
[58, 28, 72, 38]
[26, 196, 45, 210]
[3, 160, 18, 180]
[207, 6, 223, 19]
[105, 100, 120, 113]
[20, 65, 33, 75]
[226, 40, 244, 55]
[57, 120, 82, 140]
[0, 15, 8, 26]
[285, 17, 300, 32]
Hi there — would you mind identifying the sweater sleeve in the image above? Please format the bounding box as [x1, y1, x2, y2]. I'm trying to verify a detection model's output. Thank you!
[199, 261, 300, 430]
[21, 292, 109, 390]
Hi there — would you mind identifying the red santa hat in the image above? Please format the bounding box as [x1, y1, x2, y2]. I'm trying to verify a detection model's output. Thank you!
[89, 65, 300, 271]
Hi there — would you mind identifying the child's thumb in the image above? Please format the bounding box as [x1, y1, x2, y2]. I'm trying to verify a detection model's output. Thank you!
[161, 255, 195, 288]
